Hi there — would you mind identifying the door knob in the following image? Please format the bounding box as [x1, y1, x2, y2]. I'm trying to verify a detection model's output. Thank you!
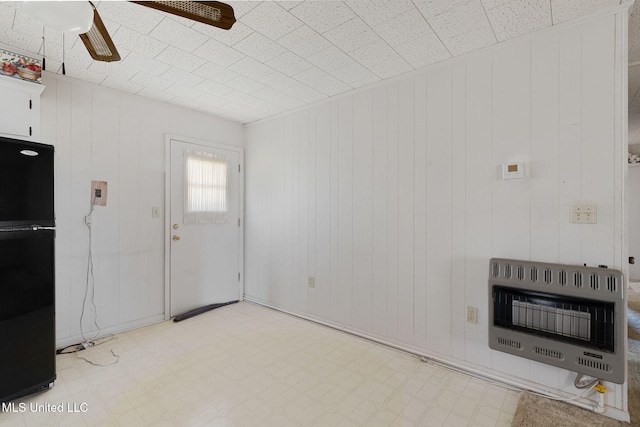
[173, 224, 179, 230]
[172, 235, 180, 241]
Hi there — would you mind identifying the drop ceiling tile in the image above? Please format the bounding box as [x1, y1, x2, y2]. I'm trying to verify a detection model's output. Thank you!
[375, 8, 436, 47]
[0, 5, 14, 30]
[63, 67, 107, 86]
[345, 0, 415, 27]
[266, 51, 314, 76]
[197, 93, 229, 109]
[112, 27, 168, 58]
[97, 1, 163, 35]
[223, 90, 260, 106]
[226, 75, 268, 94]
[226, 1, 261, 18]
[191, 21, 254, 46]
[395, 33, 452, 69]
[242, 2, 304, 40]
[293, 66, 343, 88]
[258, 71, 299, 91]
[316, 79, 352, 97]
[193, 39, 245, 67]
[120, 51, 171, 77]
[11, 7, 47, 35]
[101, 76, 144, 94]
[194, 62, 240, 84]
[233, 32, 286, 63]
[277, 1, 301, 11]
[138, 87, 176, 103]
[289, 1, 356, 33]
[161, 66, 204, 88]
[172, 96, 203, 110]
[247, 98, 286, 114]
[228, 56, 275, 80]
[413, 0, 473, 17]
[284, 83, 327, 103]
[155, 46, 204, 72]
[486, 0, 550, 41]
[276, 25, 331, 58]
[550, 0, 620, 24]
[331, 62, 379, 87]
[481, 0, 514, 8]
[307, 46, 355, 72]
[369, 57, 413, 79]
[88, 58, 138, 82]
[164, 83, 204, 99]
[253, 86, 299, 107]
[130, 72, 174, 91]
[349, 39, 399, 68]
[149, 19, 209, 52]
[324, 18, 381, 52]
[268, 92, 306, 109]
[193, 80, 233, 97]
[425, 0, 498, 56]
[1, 29, 45, 55]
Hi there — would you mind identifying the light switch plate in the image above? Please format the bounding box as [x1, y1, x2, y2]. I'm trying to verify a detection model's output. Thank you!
[571, 204, 597, 224]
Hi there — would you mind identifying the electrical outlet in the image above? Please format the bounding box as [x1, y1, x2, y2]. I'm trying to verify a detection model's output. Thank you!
[467, 306, 478, 324]
[571, 204, 597, 224]
[308, 276, 315, 288]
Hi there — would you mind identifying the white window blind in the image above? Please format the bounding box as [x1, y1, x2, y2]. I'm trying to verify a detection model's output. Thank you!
[183, 150, 230, 224]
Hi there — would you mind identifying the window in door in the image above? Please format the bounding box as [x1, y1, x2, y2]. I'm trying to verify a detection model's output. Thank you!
[183, 152, 230, 224]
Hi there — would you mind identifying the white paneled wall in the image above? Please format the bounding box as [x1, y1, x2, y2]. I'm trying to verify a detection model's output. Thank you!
[40, 74, 243, 348]
[245, 11, 628, 417]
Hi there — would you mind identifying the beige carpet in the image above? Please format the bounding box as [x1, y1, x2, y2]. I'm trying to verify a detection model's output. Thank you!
[511, 287, 640, 426]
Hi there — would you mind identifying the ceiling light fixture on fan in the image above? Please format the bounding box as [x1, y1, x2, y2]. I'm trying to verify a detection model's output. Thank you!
[24, 1, 236, 64]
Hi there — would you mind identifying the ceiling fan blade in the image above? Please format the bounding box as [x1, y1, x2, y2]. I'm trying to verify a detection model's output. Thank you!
[130, 1, 236, 30]
[79, 2, 121, 62]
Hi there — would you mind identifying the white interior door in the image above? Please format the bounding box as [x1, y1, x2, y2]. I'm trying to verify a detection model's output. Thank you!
[168, 138, 242, 317]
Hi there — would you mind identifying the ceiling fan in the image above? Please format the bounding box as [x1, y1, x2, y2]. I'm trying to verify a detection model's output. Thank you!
[25, 1, 236, 63]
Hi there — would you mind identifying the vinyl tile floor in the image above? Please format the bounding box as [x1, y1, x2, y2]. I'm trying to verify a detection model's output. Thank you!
[0, 302, 520, 427]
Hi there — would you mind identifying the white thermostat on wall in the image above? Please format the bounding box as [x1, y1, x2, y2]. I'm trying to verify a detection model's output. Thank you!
[501, 162, 525, 180]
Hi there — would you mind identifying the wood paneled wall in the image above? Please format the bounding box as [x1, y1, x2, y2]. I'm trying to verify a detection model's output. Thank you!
[245, 12, 628, 415]
[40, 74, 244, 348]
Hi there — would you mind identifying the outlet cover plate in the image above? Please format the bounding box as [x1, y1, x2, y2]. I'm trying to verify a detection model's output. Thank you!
[571, 204, 597, 224]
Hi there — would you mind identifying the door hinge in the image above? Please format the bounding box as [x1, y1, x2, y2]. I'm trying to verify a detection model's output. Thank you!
[238, 164, 240, 173]
[29, 99, 32, 110]
[238, 218, 240, 227]
[29, 126, 32, 136]
[238, 272, 240, 281]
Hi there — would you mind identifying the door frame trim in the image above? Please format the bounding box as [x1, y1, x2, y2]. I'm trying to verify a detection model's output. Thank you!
[164, 134, 245, 320]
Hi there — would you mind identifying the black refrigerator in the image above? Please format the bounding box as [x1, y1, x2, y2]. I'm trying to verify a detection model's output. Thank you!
[0, 136, 56, 402]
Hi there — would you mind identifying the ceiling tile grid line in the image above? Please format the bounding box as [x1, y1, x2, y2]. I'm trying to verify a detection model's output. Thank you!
[0, 0, 633, 124]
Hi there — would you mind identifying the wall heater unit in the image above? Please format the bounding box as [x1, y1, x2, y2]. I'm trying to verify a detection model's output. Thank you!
[488, 258, 625, 384]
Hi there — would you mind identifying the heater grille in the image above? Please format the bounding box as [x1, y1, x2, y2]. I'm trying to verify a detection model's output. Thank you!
[576, 357, 611, 373]
[489, 258, 624, 384]
[497, 337, 522, 350]
[534, 346, 563, 360]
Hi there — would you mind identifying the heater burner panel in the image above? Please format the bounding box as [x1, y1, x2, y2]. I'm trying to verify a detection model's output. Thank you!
[488, 258, 625, 384]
